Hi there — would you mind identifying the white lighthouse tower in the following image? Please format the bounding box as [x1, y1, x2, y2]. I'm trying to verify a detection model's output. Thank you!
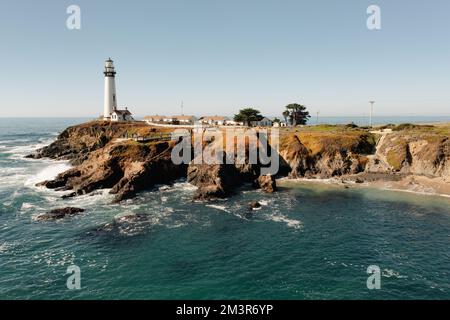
[103, 58, 117, 120]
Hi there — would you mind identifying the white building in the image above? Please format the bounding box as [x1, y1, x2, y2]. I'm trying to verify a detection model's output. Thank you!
[111, 108, 133, 122]
[103, 58, 134, 122]
[145, 115, 197, 125]
[172, 115, 197, 125]
[144, 115, 166, 123]
[199, 116, 229, 126]
[223, 119, 244, 126]
[251, 117, 273, 127]
[273, 121, 287, 127]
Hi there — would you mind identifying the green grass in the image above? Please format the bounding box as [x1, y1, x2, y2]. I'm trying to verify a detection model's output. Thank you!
[280, 124, 370, 135]
[391, 123, 450, 136]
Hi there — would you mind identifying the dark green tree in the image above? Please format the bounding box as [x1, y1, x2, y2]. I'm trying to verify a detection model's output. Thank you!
[234, 108, 263, 126]
[282, 110, 290, 125]
[284, 103, 310, 126]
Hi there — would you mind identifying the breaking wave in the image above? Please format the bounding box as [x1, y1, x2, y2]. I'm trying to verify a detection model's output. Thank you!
[25, 162, 71, 187]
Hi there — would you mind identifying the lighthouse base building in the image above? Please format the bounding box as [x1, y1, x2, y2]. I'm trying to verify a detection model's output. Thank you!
[102, 58, 134, 122]
[111, 108, 133, 122]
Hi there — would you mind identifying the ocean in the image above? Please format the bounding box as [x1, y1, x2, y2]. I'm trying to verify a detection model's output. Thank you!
[1, 118, 450, 300]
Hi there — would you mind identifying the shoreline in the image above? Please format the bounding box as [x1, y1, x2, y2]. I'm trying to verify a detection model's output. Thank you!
[277, 175, 450, 199]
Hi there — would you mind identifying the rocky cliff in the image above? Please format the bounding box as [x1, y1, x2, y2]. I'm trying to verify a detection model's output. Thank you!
[279, 125, 450, 185]
[37, 139, 187, 202]
[279, 128, 376, 179]
[27, 121, 167, 165]
[365, 130, 450, 182]
[28, 122, 450, 202]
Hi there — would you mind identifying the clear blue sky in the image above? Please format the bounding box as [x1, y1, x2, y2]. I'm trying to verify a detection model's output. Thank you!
[1, 0, 449, 117]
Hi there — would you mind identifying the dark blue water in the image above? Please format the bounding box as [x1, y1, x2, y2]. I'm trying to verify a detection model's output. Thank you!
[1, 118, 450, 299]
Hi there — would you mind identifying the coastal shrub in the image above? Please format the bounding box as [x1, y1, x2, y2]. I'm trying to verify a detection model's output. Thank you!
[393, 123, 434, 132]
[378, 124, 396, 130]
[385, 141, 410, 171]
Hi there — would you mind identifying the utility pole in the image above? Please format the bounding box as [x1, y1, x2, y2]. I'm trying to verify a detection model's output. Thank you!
[181, 100, 184, 116]
[369, 101, 375, 127]
[316, 111, 320, 125]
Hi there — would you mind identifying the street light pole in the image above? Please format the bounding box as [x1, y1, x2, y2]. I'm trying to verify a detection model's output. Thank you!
[369, 101, 375, 127]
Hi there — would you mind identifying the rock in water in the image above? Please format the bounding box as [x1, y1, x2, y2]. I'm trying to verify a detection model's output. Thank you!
[255, 175, 277, 193]
[249, 201, 262, 210]
[187, 163, 241, 200]
[35, 207, 85, 221]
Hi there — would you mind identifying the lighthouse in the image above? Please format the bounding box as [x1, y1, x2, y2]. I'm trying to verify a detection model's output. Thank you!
[103, 58, 117, 120]
[102, 58, 134, 122]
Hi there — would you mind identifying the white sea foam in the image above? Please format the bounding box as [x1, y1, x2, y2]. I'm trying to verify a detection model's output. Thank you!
[25, 162, 71, 187]
[32, 249, 76, 267]
[20, 202, 35, 210]
[0, 170, 29, 187]
[0, 242, 12, 253]
[268, 214, 303, 230]
[382, 268, 407, 279]
[206, 204, 231, 213]
[172, 182, 197, 191]
[2, 136, 55, 159]
[65, 189, 113, 206]
[379, 186, 450, 199]
[110, 209, 180, 236]
[158, 182, 197, 193]
[158, 185, 171, 191]
[0, 167, 27, 175]
[5, 144, 43, 156]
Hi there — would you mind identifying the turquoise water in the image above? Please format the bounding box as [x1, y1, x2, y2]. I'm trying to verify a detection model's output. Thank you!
[1, 118, 450, 300]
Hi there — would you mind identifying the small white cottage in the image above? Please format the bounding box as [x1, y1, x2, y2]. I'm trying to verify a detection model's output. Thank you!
[110, 108, 134, 122]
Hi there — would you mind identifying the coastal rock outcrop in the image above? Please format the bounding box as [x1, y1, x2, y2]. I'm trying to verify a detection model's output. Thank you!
[255, 174, 277, 193]
[27, 121, 158, 165]
[249, 201, 262, 210]
[187, 163, 241, 200]
[30, 122, 450, 202]
[279, 131, 376, 179]
[186, 138, 269, 200]
[279, 135, 312, 178]
[37, 139, 187, 202]
[365, 132, 450, 181]
[35, 207, 85, 221]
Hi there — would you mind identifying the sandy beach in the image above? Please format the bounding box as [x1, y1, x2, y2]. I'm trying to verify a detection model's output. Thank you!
[279, 173, 450, 198]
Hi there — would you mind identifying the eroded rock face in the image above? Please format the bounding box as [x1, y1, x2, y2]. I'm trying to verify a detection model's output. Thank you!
[187, 164, 241, 200]
[279, 135, 312, 178]
[365, 133, 450, 181]
[255, 175, 276, 193]
[35, 207, 85, 221]
[32, 121, 450, 202]
[186, 139, 267, 200]
[27, 121, 153, 165]
[37, 140, 187, 203]
[279, 133, 374, 179]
